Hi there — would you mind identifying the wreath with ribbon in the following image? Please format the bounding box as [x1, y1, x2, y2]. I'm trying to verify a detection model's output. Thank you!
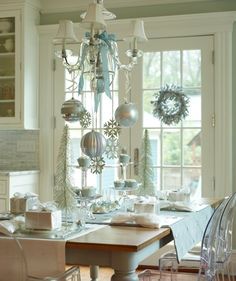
[151, 85, 189, 125]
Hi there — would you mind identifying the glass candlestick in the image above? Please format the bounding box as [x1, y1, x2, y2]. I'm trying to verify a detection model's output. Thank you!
[81, 168, 88, 188]
[120, 163, 127, 181]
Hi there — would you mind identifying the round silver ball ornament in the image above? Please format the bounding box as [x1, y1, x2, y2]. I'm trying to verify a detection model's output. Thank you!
[115, 102, 138, 127]
[80, 130, 107, 158]
[61, 97, 84, 122]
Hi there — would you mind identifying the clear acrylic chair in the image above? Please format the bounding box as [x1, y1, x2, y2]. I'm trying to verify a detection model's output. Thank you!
[156, 196, 233, 281]
[213, 192, 236, 281]
[0, 231, 81, 281]
[27, 266, 81, 281]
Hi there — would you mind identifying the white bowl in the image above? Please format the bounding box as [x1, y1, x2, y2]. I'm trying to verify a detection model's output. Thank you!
[0, 20, 12, 33]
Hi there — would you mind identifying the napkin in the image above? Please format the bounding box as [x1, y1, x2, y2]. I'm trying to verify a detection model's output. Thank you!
[110, 212, 160, 228]
[160, 201, 207, 212]
[0, 219, 20, 235]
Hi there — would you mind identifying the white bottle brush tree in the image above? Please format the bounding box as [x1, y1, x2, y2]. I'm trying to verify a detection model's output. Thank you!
[138, 129, 156, 196]
[54, 125, 77, 221]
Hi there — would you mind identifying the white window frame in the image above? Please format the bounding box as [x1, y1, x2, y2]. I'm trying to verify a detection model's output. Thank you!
[38, 11, 235, 201]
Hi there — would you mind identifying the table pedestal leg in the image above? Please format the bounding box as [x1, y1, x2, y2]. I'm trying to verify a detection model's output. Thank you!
[111, 269, 139, 281]
[90, 265, 99, 281]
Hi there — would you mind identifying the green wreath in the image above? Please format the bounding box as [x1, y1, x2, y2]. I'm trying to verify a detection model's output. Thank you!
[151, 85, 189, 125]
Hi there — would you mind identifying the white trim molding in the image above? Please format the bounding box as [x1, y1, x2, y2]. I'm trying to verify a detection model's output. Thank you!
[39, 0, 213, 14]
[38, 11, 236, 200]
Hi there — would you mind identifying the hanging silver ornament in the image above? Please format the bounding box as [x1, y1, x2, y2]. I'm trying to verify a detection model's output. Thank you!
[115, 102, 138, 127]
[61, 97, 84, 122]
[80, 130, 107, 158]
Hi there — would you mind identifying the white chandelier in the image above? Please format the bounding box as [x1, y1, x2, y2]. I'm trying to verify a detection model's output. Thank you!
[53, 0, 147, 172]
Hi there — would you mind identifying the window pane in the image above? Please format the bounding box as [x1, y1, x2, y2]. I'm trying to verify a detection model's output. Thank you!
[143, 90, 161, 127]
[143, 52, 160, 89]
[162, 51, 180, 86]
[182, 88, 201, 127]
[148, 129, 161, 166]
[183, 129, 201, 166]
[183, 50, 201, 88]
[150, 168, 160, 192]
[163, 168, 181, 190]
[101, 91, 118, 125]
[163, 129, 181, 166]
[183, 168, 201, 198]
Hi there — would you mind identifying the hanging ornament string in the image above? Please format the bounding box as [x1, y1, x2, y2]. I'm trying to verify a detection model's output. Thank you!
[111, 75, 114, 116]
[66, 70, 79, 99]
[124, 69, 131, 103]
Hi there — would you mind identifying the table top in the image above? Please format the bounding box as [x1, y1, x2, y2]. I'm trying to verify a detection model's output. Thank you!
[66, 197, 223, 253]
[66, 225, 171, 252]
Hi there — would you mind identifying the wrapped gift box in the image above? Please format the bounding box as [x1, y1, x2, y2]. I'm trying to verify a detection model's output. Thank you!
[10, 195, 38, 214]
[25, 210, 62, 230]
[134, 202, 156, 214]
[168, 191, 190, 202]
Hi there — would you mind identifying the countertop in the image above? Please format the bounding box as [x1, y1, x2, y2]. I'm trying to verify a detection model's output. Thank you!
[0, 170, 39, 176]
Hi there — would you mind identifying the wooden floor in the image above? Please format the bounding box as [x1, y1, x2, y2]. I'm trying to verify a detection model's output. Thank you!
[79, 266, 234, 281]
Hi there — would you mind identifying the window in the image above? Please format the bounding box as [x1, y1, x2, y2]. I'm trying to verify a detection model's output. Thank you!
[53, 36, 214, 198]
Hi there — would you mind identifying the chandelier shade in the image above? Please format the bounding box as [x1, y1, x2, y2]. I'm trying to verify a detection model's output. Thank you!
[124, 19, 148, 42]
[81, 3, 106, 31]
[53, 20, 78, 44]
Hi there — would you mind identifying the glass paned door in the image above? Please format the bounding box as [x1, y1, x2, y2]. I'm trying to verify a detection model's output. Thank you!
[126, 36, 214, 198]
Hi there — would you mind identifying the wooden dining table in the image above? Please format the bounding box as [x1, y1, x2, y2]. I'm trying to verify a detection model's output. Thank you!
[66, 225, 171, 281]
[65, 198, 222, 281]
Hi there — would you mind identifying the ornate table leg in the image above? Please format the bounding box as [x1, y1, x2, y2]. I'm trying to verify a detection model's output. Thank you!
[90, 265, 99, 281]
[111, 269, 139, 281]
[110, 252, 139, 281]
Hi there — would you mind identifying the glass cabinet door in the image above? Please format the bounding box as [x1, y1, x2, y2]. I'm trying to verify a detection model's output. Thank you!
[0, 16, 16, 118]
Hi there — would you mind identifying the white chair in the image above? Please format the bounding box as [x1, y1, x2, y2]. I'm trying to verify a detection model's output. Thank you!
[0, 233, 27, 281]
[27, 266, 81, 281]
[0, 232, 81, 281]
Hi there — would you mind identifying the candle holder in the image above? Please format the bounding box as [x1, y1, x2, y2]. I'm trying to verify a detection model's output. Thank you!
[119, 154, 130, 181]
[77, 156, 91, 188]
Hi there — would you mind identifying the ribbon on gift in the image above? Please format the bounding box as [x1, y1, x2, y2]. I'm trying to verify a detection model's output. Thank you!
[13, 192, 38, 199]
[36, 201, 58, 212]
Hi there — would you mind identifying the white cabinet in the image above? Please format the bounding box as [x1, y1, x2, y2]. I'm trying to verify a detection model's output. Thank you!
[0, 171, 39, 212]
[0, 0, 40, 129]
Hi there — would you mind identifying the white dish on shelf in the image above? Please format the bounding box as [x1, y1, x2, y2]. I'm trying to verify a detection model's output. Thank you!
[0, 19, 12, 33]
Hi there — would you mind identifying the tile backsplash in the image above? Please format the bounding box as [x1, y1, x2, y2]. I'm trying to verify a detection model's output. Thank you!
[0, 130, 39, 170]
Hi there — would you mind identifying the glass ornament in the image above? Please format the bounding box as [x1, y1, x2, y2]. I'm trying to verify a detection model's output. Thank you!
[80, 130, 107, 158]
[115, 102, 138, 127]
